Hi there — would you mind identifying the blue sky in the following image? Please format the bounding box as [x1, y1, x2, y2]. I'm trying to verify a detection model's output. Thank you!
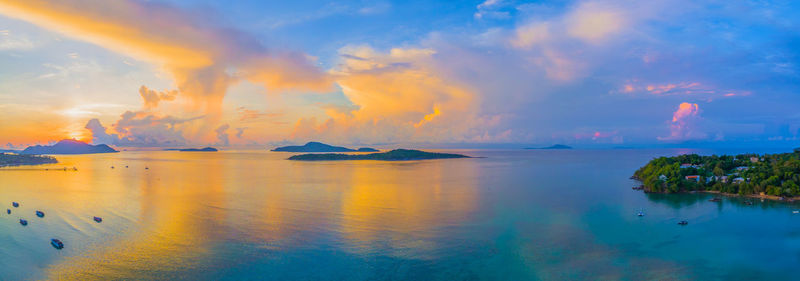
[0, 0, 799, 148]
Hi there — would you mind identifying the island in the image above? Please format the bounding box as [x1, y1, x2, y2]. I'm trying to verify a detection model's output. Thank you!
[1, 153, 58, 167]
[525, 144, 573, 150]
[272, 141, 378, 152]
[288, 149, 470, 161]
[165, 147, 218, 152]
[20, 139, 118, 155]
[632, 148, 800, 200]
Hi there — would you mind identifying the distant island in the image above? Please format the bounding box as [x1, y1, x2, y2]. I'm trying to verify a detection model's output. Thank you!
[0, 149, 19, 153]
[20, 139, 117, 155]
[272, 142, 379, 152]
[525, 144, 572, 150]
[0, 153, 58, 167]
[632, 148, 800, 200]
[288, 149, 470, 161]
[165, 147, 218, 152]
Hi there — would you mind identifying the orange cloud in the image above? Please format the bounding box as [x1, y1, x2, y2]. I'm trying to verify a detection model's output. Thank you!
[0, 0, 332, 141]
[291, 45, 482, 143]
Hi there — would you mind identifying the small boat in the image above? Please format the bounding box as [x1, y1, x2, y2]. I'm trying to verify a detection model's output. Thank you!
[111, 166, 115, 169]
[709, 197, 721, 202]
[125, 166, 129, 168]
[51, 239, 64, 249]
[93, 216, 103, 223]
[678, 220, 688, 225]
[744, 201, 753, 205]
[12, 202, 19, 207]
[145, 167, 149, 170]
[6, 209, 10, 214]
[36, 211, 45, 218]
[793, 210, 799, 214]
[19, 219, 28, 226]
[637, 211, 645, 217]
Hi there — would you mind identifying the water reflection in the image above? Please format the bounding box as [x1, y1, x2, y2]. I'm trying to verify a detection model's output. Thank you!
[1, 152, 479, 279]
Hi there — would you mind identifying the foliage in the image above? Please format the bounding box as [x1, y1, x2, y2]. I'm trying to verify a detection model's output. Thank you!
[633, 149, 800, 197]
[288, 149, 470, 161]
[0, 153, 58, 167]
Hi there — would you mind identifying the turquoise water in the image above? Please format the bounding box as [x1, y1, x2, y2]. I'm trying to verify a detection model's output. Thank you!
[0, 149, 798, 280]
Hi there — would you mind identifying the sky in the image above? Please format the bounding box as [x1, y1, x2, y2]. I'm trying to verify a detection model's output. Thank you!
[0, 0, 799, 149]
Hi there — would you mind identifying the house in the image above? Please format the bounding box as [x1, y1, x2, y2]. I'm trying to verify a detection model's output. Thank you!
[732, 177, 745, 184]
[685, 175, 700, 182]
[735, 166, 749, 171]
[750, 157, 759, 163]
[680, 164, 700, 169]
[720, 176, 729, 183]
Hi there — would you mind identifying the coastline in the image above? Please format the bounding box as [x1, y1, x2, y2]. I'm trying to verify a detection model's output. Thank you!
[633, 184, 798, 203]
[0, 153, 58, 168]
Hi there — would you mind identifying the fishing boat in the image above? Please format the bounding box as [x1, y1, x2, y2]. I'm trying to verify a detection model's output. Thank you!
[93, 216, 103, 223]
[12, 202, 19, 207]
[678, 220, 688, 225]
[36, 211, 44, 217]
[637, 209, 645, 217]
[19, 219, 28, 226]
[51, 239, 64, 249]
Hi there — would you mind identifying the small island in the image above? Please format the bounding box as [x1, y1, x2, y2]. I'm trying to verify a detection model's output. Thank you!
[633, 148, 800, 200]
[21, 139, 117, 155]
[525, 144, 572, 150]
[272, 142, 378, 152]
[0, 153, 58, 167]
[288, 149, 470, 161]
[165, 147, 218, 152]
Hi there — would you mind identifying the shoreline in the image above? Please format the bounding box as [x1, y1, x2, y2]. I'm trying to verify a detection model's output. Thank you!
[637, 188, 798, 204]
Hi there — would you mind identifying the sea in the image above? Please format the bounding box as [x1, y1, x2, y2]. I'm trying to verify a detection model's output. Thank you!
[0, 148, 798, 280]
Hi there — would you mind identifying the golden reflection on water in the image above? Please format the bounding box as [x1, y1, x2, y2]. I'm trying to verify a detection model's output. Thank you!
[0, 151, 478, 279]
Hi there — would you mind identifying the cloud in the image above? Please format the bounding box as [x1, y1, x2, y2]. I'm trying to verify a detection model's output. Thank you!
[84, 118, 119, 145]
[658, 102, 706, 141]
[0, 0, 332, 135]
[291, 45, 483, 143]
[215, 124, 229, 146]
[236, 107, 282, 123]
[235, 127, 246, 139]
[564, 2, 626, 43]
[475, 0, 510, 20]
[139, 86, 177, 109]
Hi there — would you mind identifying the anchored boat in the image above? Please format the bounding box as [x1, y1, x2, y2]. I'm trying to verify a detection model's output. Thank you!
[51, 239, 64, 249]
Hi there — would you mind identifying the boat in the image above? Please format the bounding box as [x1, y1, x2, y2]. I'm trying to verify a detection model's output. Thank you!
[12, 202, 19, 207]
[6, 209, 9, 214]
[19, 219, 28, 226]
[36, 211, 45, 217]
[93, 216, 103, 223]
[51, 239, 64, 249]
[709, 197, 721, 202]
[793, 210, 799, 214]
[678, 220, 688, 225]
[744, 200, 753, 205]
[637, 211, 645, 217]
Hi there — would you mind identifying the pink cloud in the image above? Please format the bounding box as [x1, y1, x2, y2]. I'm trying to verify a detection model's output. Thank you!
[658, 102, 706, 141]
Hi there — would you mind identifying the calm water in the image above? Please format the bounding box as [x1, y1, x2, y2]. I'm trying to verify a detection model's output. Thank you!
[0, 149, 798, 280]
